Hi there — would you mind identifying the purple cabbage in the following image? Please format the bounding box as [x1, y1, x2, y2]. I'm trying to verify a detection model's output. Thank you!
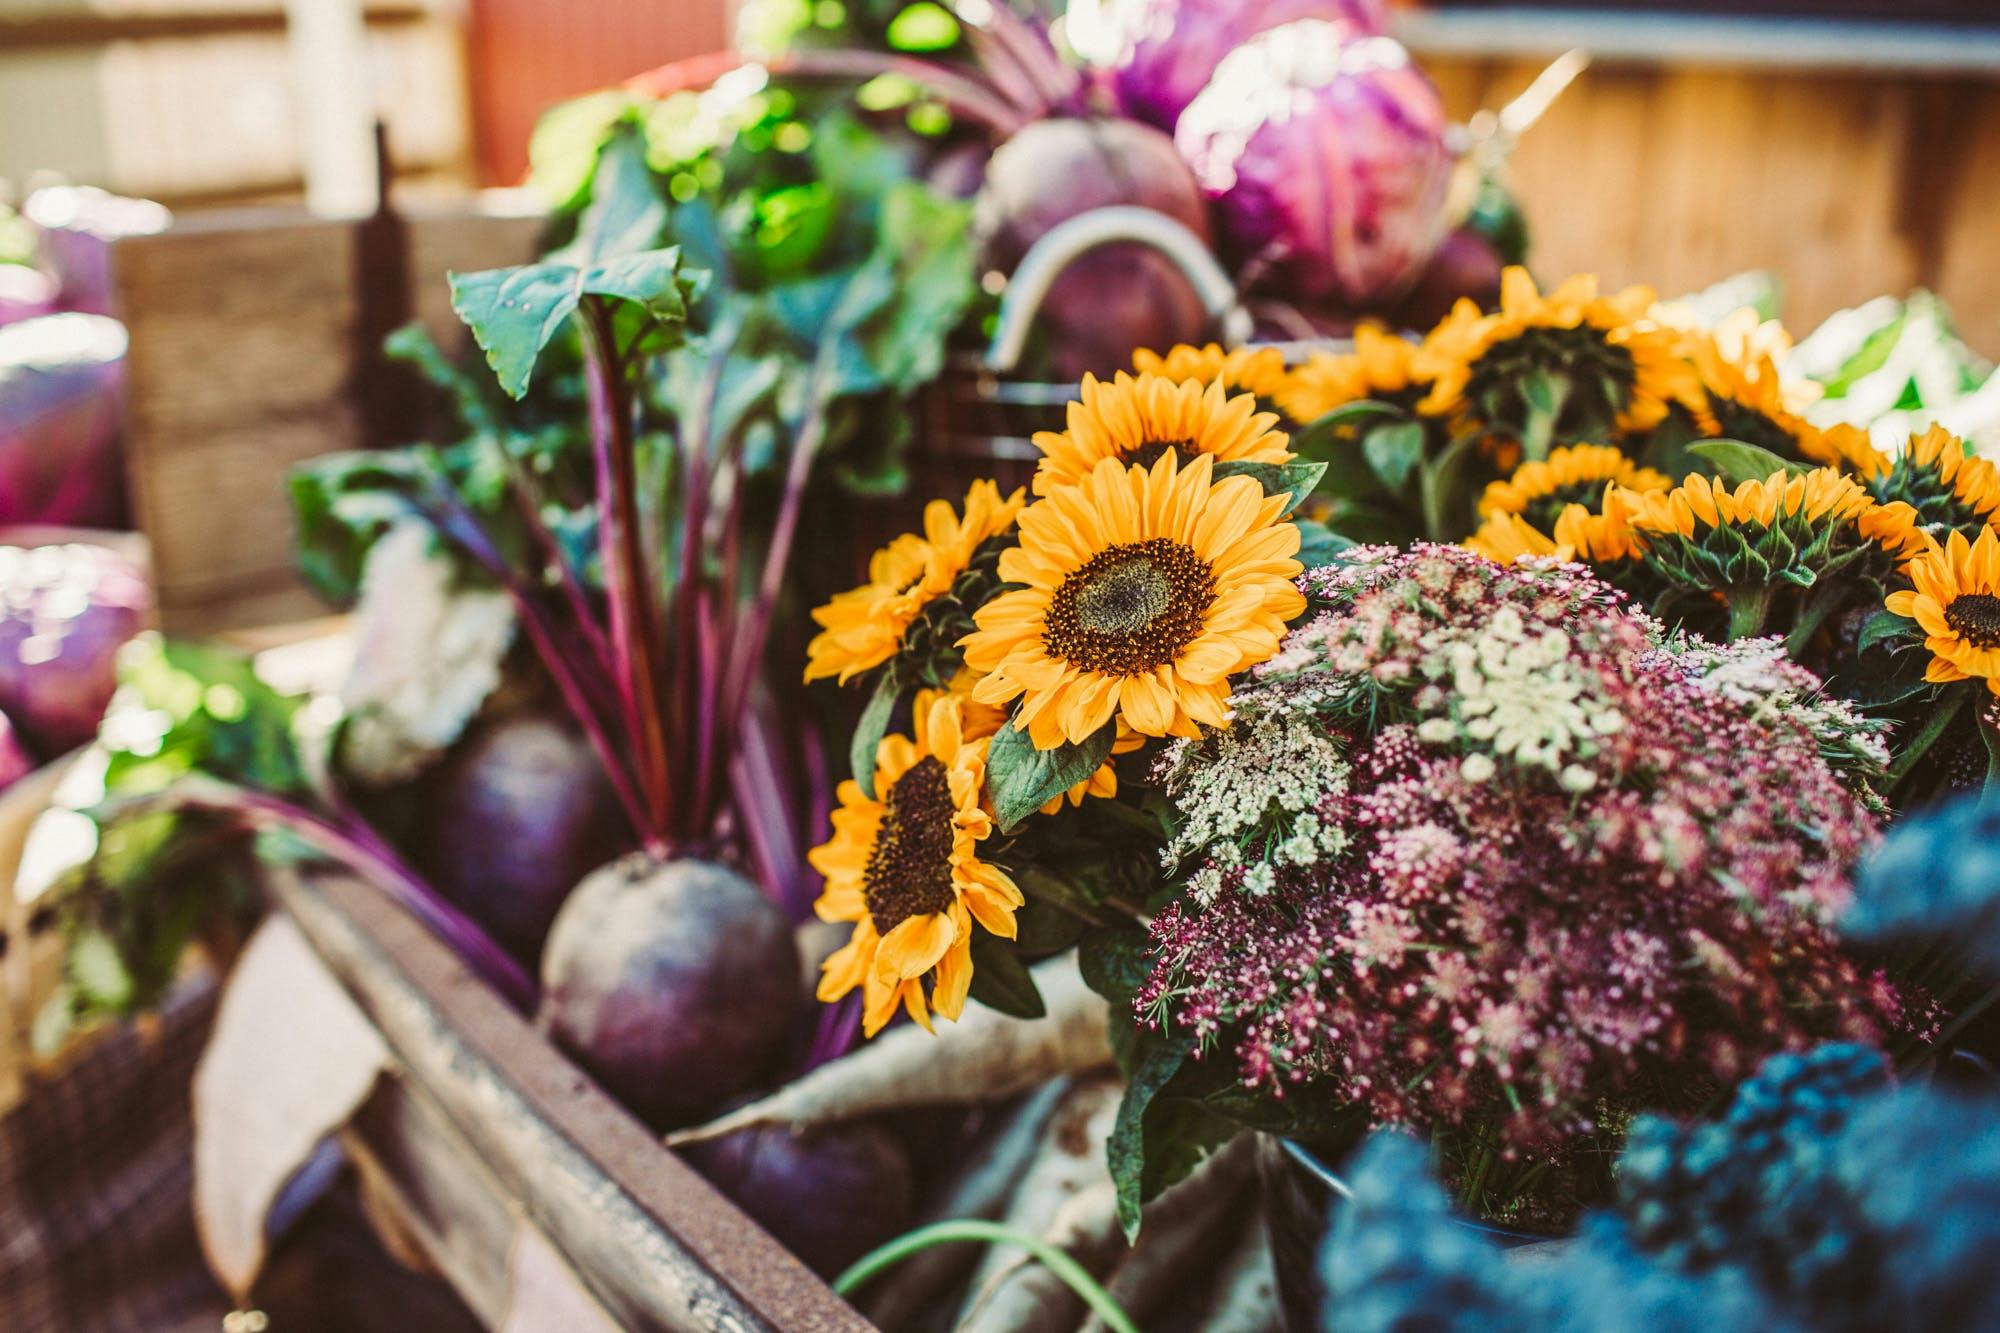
[23, 186, 170, 318]
[1087, 0, 1387, 132]
[1176, 22, 1454, 308]
[0, 709, 34, 790]
[0, 542, 152, 754]
[0, 313, 128, 528]
[0, 266, 57, 328]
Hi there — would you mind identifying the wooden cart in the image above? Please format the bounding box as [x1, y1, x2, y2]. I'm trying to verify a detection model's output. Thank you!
[271, 864, 873, 1332]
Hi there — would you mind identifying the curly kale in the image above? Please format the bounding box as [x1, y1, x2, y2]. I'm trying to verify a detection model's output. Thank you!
[1321, 1043, 2000, 1333]
[1846, 794, 2000, 975]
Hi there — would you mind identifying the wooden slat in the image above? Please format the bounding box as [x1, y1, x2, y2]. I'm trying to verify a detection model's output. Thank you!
[267, 866, 873, 1333]
[111, 199, 545, 633]
[1430, 56, 2000, 360]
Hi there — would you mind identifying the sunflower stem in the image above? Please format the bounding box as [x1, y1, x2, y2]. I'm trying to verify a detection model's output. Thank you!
[1725, 584, 1774, 641]
[1886, 689, 1969, 790]
[1784, 583, 1847, 658]
[1518, 376, 1570, 463]
[832, 1219, 1139, 1333]
[1979, 702, 2000, 813]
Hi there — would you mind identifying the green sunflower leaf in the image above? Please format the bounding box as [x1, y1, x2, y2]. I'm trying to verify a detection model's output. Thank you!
[1211, 459, 1328, 514]
[966, 934, 1045, 1019]
[1689, 438, 1806, 486]
[1361, 420, 1427, 493]
[850, 672, 903, 798]
[986, 720, 1117, 833]
[1858, 607, 1917, 655]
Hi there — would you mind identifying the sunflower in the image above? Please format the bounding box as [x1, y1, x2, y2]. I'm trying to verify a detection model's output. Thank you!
[1032, 371, 1292, 497]
[1886, 527, 2000, 696]
[1466, 512, 1564, 564]
[810, 692, 1024, 1036]
[1417, 268, 1701, 442]
[1276, 325, 1430, 425]
[1690, 314, 1889, 480]
[1619, 468, 1923, 635]
[1873, 424, 2000, 541]
[804, 480, 1026, 684]
[1133, 343, 1292, 407]
[1477, 444, 1669, 531]
[962, 451, 1306, 749]
[1551, 489, 1648, 565]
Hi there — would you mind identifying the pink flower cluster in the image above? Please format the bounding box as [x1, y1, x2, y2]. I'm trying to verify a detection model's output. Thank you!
[1138, 546, 1910, 1157]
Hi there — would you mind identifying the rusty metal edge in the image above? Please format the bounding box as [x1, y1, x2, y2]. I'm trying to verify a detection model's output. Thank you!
[266, 864, 875, 1333]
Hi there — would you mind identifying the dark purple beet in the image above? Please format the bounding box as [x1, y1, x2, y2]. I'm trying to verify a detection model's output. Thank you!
[976, 117, 1215, 381]
[418, 713, 627, 963]
[1388, 226, 1505, 330]
[537, 855, 800, 1128]
[681, 1122, 915, 1277]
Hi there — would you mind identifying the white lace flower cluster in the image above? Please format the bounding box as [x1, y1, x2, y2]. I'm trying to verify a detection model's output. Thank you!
[1413, 605, 1623, 791]
[1155, 696, 1350, 897]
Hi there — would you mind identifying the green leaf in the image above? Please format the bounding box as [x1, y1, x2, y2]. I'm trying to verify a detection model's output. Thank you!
[850, 673, 902, 799]
[1689, 438, 1806, 485]
[886, 1, 961, 51]
[449, 245, 688, 398]
[985, 721, 1117, 833]
[1104, 1038, 1242, 1239]
[288, 450, 428, 605]
[1293, 518, 1354, 570]
[562, 129, 668, 266]
[1360, 420, 1426, 493]
[1011, 898, 1089, 954]
[1858, 608, 1916, 655]
[967, 934, 1046, 1019]
[1210, 459, 1329, 514]
[1078, 926, 1154, 1011]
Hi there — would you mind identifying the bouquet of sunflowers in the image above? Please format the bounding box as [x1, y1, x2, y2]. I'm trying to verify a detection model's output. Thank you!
[804, 265, 2000, 1233]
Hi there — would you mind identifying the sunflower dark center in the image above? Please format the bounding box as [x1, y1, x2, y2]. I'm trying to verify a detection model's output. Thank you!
[1945, 592, 2000, 650]
[1123, 439, 1196, 470]
[863, 755, 957, 932]
[1043, 538, 1216, 675]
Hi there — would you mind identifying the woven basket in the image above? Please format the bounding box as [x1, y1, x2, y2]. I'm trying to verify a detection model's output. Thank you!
[918, 204, 1345, 487]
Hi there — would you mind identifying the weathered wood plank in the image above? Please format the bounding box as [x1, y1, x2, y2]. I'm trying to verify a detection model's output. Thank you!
[267, 866, 873, 1333]
[111, 200, 544, 633]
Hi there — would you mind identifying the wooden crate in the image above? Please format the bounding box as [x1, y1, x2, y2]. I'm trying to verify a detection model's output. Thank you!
[110, 197, 547, 636]
[267, 864, 873, 1332]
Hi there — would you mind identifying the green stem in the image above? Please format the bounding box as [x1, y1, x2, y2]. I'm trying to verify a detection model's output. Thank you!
[1518, 377, 1571, 463]
[1783, 584, 1846, 658]
[1885, 689, 1969, 788]
[1979, 702, 2000, 812]
[1725, 585, 1775, 641]
[832, 1219, 1139, 1333]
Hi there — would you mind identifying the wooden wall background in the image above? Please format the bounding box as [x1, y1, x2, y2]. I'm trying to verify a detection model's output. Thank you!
[1423, 55, 2000, 358]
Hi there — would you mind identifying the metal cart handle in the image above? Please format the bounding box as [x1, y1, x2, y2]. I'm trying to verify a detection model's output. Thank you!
[982, 206, 1253, 374]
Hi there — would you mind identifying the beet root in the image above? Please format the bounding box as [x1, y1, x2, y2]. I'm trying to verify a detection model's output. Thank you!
[417, 712, 627, 963]
[681, 1122, 915, 1277]
[537, 855, 800, 1128]
[976, 117, 1215, 382]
